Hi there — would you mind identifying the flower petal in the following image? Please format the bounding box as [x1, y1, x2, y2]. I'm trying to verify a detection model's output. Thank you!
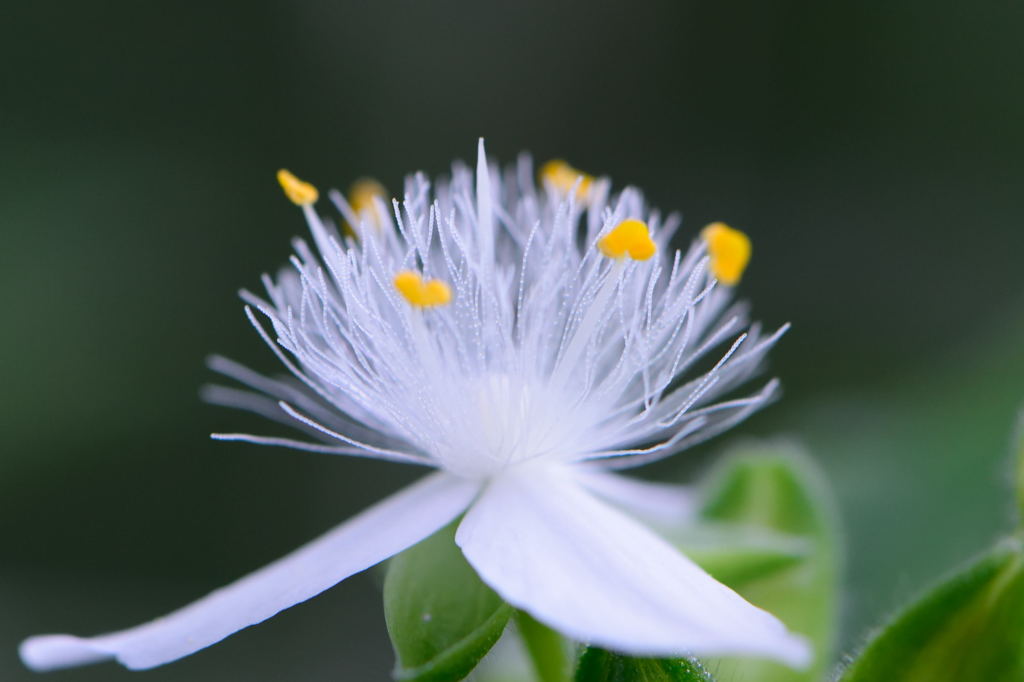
[21, 472, 479, 671]
[455, 466, 809, 667]
[575, 468, 695, 525]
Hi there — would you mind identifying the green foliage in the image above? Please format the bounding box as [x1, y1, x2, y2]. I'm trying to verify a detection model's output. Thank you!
[384, 521, 512, 682]
[517, 611, 572, 682]
[677, 524, 809, 587]
[689, 443, 840, 682]
[839, 537, 1024, 681]
[574, 648, 714, 682]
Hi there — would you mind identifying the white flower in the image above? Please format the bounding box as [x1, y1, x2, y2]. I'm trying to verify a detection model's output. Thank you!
[21, 141, 809, 672]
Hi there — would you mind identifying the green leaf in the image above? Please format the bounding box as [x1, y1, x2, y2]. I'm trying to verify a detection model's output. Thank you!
[517, 611, 572, 682]
[384, 521, 512, 682]
[694, 443, 840, 682]
[839, 537, 1024, 681]
[574, 648, 715, 682]
[677, 523, 810, 586]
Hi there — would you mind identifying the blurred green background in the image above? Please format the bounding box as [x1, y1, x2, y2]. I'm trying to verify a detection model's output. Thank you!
[2, 2, 1023, 680]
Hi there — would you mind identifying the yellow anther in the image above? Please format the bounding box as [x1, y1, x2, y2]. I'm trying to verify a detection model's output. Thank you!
[350, 178, 387, 218]
[394, 270, 452, 308]
[277, 169, 319, 205]
[344, 178, 388, 236]
[598, 219, 657, 261]
[540, 159, 594, 199]
[701, 222, 751, 286]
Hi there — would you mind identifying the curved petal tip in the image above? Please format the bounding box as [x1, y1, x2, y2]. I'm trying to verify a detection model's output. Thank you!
[775, 633, 813, 669]
[20, 634, 112, 672]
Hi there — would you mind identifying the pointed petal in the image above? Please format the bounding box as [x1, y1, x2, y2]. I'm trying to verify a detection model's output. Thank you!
[22, 472, 479, 672]
[455, 467, 809, 667]
[575, 468, 695, 525]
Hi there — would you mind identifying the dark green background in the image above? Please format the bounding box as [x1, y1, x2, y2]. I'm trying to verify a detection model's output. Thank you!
[2, 2, 1023, 680]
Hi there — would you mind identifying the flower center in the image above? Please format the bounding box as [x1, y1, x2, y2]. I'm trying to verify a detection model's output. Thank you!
[431, 372, 596, 478]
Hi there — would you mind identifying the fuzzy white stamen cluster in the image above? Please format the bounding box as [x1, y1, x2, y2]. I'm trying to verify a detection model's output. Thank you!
[209, 141, 785, 479]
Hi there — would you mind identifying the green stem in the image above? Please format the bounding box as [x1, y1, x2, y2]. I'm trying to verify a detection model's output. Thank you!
[516, 611, 570, 682]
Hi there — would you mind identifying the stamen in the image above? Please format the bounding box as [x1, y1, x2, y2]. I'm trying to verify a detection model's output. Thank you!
[701, 222, 750, 285]
[349, 178, 387, 225]
[598, 219, 657, 261]
[394, 270, 452, 308]
[540, 159, 593, 199]
[277, 169, 319, 205]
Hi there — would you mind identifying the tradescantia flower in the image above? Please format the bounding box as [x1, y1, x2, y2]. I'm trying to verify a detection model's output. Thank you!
[21, 141, 809, 672]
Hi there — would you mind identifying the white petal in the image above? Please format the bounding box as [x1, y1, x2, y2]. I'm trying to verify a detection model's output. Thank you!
[22, 472, 479, 671]
[455, 466, 809, 667]
[575, 468, 695, 525]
